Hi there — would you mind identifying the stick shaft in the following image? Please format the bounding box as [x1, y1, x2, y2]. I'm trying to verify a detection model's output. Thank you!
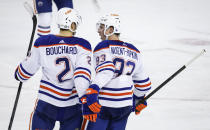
[8, 7, 37, 130]
[135, 49, 206, 111]
[145, 65, 185, 100]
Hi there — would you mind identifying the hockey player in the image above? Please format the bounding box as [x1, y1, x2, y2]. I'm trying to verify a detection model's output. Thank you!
[81, 14, 152, 130]
[34, 0, 73, 36]
[14, 8, 95, 130]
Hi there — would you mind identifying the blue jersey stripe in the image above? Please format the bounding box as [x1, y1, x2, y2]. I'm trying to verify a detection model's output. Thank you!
[38, 25, 50, 29]
[34, 35, 92, 51]
[75, 67, 91, 74]
[99, 96, 132, 101]
[101, 86, 133, 91]
[74, 75, 90, 82]
[17, 72, 27, 81]
[135, 87, 151, 91]
[39, 90, 78, 101]
[41, 80, 72, 91]
[98, 68, 115, 73]
[95, 61, 113, 70]
[109, 40, 140, 53]
[133, 77, 150, 83]
[20, 64, 33, 76]
[94, 40, 140, 53]
[37, 34, 43, 37]
[94, 40, 109, 52]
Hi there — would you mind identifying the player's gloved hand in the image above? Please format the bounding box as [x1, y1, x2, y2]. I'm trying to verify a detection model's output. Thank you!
[85, 84, 101, 113]
[80, 96, 98, 122]
[133, 95, 147, 115]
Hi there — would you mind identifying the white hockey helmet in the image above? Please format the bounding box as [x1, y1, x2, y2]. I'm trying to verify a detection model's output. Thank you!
[57, 8, 82, 32]
[97, 13, 121, 36]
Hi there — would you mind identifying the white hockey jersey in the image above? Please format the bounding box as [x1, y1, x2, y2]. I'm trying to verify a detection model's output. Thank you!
[92, 40, 151, 108]
[15, 34, 92, 107]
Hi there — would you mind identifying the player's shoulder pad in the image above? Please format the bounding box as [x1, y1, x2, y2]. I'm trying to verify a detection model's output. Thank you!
[94, 40, 110, 53]
[34, 35, 52, 48]
[73, 37, 92, 52]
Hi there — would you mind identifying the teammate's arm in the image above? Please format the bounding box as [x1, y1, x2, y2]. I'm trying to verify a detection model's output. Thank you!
[73, 40, 92, 98]
[14, 39, 41, 82]
[91, 42, 115, 88]
[82, 42, 115, 114]
[132, 53, 151, 115]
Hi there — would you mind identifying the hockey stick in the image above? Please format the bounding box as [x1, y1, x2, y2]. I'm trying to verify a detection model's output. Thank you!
[8, 2, 37, 130]
[135, 49, 206, 112]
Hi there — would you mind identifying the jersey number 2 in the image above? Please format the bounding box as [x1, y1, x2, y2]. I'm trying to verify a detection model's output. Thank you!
[56, 57, 71, 83]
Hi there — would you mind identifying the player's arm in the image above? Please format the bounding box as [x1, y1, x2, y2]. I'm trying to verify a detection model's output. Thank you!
[73, 40, 92, 98]
[84, 41, 115, 114]
[91, 41, 115, 88]
[73, 40, 99, 122]
[132, 53, 152, 115]
[14, 39, 41, 82]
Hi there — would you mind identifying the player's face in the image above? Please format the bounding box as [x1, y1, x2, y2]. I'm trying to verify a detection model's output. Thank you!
[97, 24, 106, 40]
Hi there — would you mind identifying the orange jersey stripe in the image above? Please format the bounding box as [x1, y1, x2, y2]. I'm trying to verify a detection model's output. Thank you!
[40, 85, 72, 97]
[96, 64, 115, 72]
[71, 90, 77, 94]
[29, 111, 34, 130]
[18, 66, 30, 79]
[37, 29, 50, 33]
[135, 82, 151, 88]
[29, 99, 38, 130]
[99, 91, 133, 96]
[74, 71, 91, 79]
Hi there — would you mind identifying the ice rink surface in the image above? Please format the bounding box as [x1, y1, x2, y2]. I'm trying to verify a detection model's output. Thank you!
[0, 0, 210, 129]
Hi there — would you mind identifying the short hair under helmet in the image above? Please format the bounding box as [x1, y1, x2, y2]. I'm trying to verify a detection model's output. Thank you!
[57, 7, 82, 32]
[97, 13, 121, 35]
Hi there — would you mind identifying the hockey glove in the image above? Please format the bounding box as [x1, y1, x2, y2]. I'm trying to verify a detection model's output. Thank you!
[85, 84, 101, 113]
[80, 96, 98, 122]
[133, 95, 147, 115]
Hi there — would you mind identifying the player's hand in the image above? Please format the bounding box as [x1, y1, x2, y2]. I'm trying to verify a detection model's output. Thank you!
[80, 96, 98, 122]
[86, 84, 101, 113]
[133, 95, 147, 115]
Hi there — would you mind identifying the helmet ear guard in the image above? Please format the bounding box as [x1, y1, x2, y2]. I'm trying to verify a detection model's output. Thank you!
[57, 8, 82, 32]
